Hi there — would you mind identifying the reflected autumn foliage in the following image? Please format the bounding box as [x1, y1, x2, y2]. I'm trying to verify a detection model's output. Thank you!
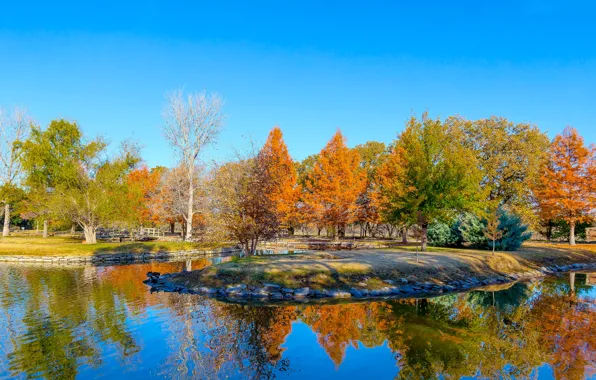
[1, 263, 595, 379]
[527, 293, 596, 379]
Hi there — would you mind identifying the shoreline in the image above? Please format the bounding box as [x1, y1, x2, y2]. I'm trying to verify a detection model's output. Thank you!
[144, 244, 596, 304]
[0, 247, 242, 264]
[145, 262, 596, 304]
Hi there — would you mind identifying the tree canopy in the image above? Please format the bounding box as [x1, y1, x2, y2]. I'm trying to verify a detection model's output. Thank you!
[535, 127, 596, 245]
[377, 114, 483, 250]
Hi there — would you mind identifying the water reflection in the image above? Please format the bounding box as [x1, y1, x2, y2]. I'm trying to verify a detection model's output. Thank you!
[0, 259, 594, 379]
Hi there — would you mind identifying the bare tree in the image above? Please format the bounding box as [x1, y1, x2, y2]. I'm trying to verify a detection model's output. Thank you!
[162, 90, 225, 241]
[0, 107, 30, 237]
[154, 165, 208, 237]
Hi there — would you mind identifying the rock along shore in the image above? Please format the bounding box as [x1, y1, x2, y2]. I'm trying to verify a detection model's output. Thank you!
[0, 247, 242, 264]
[143, 262, 596, 304]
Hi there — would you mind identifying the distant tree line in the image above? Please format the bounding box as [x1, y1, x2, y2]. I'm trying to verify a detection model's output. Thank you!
[0, 94, 594, 253]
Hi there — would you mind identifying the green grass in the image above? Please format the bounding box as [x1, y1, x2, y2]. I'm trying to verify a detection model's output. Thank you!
[0, 235, 231, 256]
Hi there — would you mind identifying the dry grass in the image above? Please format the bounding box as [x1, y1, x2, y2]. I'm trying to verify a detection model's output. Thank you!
[0, 235, 228, 256]
[174, 242, 596, 290]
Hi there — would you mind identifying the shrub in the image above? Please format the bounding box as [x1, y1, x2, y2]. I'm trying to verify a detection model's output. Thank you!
[429, 210, 531, 251]
[493, 211, 532, 251]
[427, 221, 463, 247]
[458, 213, 486, 248]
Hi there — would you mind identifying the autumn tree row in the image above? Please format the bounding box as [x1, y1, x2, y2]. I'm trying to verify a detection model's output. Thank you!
[223, 115, 592, 251]
[1, 93, 594, 250]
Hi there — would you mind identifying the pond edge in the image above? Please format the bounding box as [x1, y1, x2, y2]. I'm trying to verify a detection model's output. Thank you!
[0, 248, 243, 264]
[143, 262, 596, 304]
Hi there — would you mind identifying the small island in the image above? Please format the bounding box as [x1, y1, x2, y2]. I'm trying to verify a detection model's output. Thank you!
[146, 243, 596, 303]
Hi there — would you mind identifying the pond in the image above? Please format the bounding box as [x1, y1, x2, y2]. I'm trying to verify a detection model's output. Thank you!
[0, 255, 594, 379]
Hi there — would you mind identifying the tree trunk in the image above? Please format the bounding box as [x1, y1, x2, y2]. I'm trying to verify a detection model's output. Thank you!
[251, 238, 258, 256]
[401, 227, 408, 244]
[170, 221, 175, 234]
[569, 272, 575, 294]
[2, 203, 10, 237]
[338, 224, 346, 238]
[43, 220, 48, 238]
[185, 181, 194, 241]
[288, 226, 295, 236]
[185, 259, 192, 272]
[420, 223, 428, 251]
[71, 225, 75, 234]
[83, 225, 97, 244]
[492, 239, 496, 256]
[569, 221, 576, 246]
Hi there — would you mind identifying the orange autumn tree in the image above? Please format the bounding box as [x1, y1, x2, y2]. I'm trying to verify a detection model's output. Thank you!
[127, 166, 164, 226]
[535, 127, 596, 245]
[305, 130, 365, 239]
[258, 127, 301, 234]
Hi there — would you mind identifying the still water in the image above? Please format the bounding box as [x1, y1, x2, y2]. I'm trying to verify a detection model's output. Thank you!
[0, 256, 594, 380]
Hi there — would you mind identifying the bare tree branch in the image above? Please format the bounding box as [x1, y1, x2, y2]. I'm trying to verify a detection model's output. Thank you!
[162, 90, 225, 241]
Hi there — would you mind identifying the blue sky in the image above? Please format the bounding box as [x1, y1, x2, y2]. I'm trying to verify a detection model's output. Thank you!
[1, 1, 594, 168]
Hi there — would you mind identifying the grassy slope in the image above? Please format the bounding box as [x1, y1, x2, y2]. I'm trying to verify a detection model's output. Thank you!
[171, 242, 596, 290]
[0, 235, 229, 256]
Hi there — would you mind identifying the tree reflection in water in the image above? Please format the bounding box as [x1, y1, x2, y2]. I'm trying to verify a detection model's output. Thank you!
[0, 262, 594, 379]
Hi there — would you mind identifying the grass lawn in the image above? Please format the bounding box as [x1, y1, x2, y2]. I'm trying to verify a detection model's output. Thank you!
[170, 241, 596, 290]
[0, 235, 231, 256]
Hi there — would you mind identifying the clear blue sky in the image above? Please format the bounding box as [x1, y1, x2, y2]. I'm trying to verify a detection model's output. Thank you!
[1, 1, 594, 168]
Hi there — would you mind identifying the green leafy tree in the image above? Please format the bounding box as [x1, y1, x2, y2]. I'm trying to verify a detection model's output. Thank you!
[451, 116, 550, 225]
[20, 119, 138, 243]
[354, 141, 387, 237]
[380, 113, 482, 250]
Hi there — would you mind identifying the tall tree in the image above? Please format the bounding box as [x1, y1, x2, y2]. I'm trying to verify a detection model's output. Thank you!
[453, 116, 550, 223]
[258, 127, 301, 234]
[305, 131, 365, 239]
[379, 114, 482, 251]
[535, 127, 596, 245]
[0, 107, 30, 236]
[162, 90, 225, 241]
